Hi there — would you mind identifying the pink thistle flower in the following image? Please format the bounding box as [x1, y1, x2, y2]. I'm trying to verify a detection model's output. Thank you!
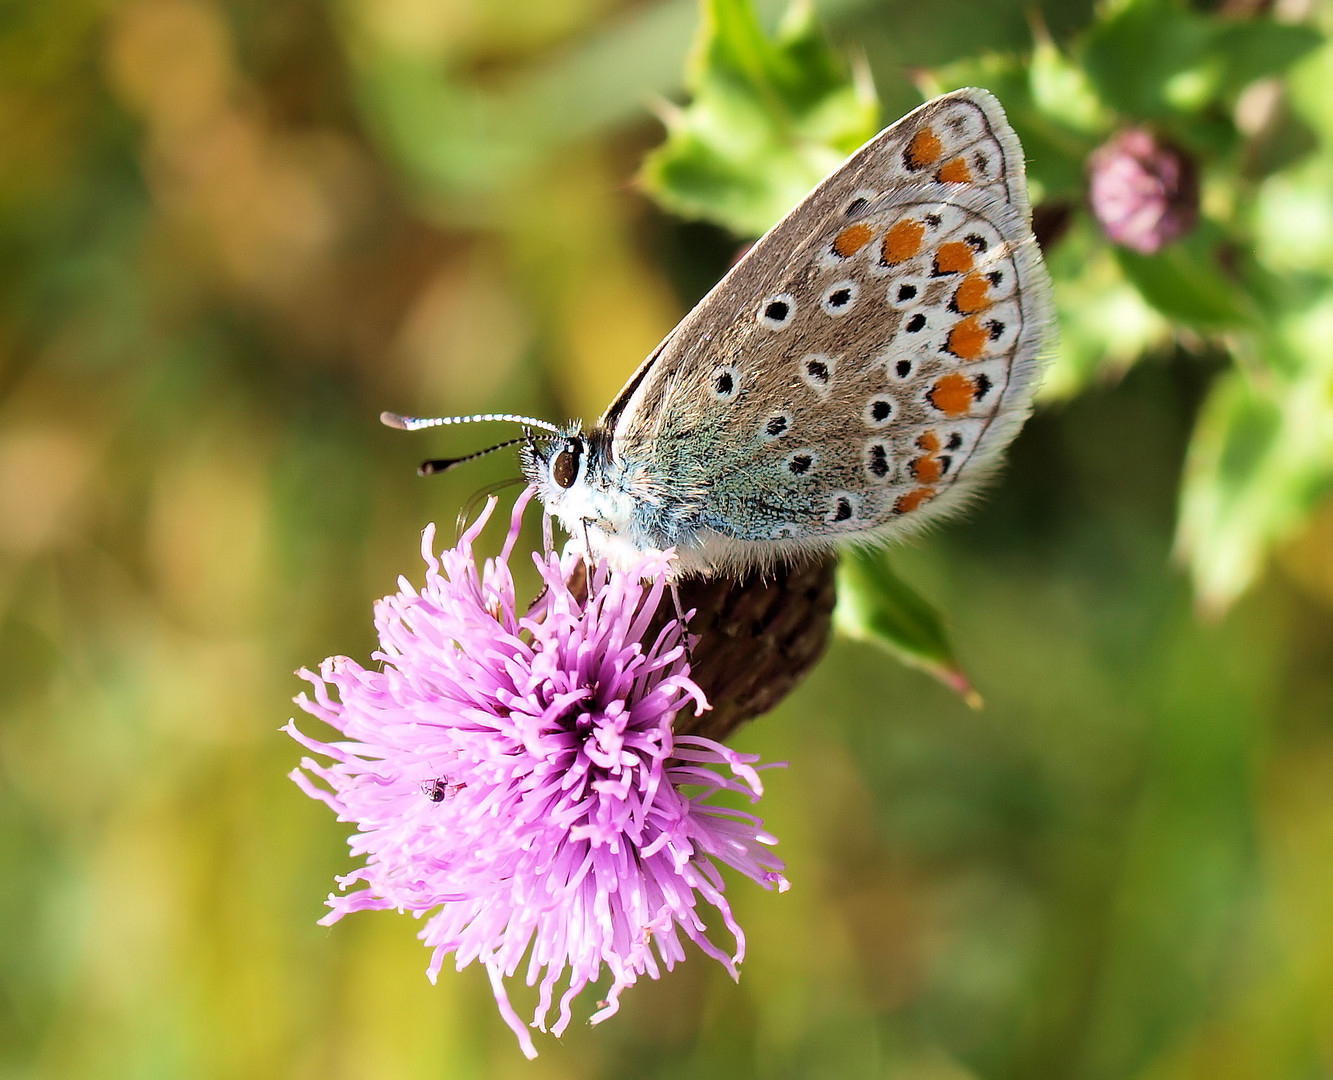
[285, 488, 788, 1058]
[1087, 127, 1199, 255]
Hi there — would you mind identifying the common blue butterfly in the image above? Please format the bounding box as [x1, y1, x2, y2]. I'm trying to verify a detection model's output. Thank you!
[387, 88, 1053, 577]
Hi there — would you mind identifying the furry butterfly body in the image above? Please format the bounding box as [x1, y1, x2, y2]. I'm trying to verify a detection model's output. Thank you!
[524, 87, 1053, 577]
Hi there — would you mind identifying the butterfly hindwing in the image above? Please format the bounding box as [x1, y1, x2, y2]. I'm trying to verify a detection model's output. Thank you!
[598, 89, 1052, 565]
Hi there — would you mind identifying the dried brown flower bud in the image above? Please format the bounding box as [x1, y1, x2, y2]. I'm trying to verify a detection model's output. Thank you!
[562, 558, 837, 743]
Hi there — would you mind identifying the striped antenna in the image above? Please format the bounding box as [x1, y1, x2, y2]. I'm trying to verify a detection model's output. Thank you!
[380, 411, 562, 435]
[417, 438, 526, 476]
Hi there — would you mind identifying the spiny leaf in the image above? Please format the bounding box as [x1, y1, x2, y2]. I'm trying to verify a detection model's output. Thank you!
[834, 549, 980, 706]
[639, 0, 878, 238]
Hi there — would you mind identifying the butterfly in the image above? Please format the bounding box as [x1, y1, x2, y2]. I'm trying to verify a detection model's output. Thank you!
[386, 88, 1053, 578]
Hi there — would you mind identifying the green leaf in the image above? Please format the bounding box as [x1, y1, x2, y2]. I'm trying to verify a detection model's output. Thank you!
[1115, 227, 1250, 329]
[834, 549, 979, 705]
[1083, 5, 1220, 119]
[1213, 20, 1324, 95]
[1042, 219, 1172, 399]
[1176, 332, 1333, 613]
[1082, 6, 1321, 123]
[639, 0, 878, 237]
[1028, 34, 1113, 137]
[1254, 162, 1333, 275]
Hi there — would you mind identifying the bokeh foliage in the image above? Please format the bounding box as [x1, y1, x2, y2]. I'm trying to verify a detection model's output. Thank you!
[2, 0, 1333, 1078]
[641, 0, 1333, 664]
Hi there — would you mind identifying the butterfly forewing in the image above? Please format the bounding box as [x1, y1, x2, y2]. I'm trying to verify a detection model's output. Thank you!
[603, 88, 1053, 567]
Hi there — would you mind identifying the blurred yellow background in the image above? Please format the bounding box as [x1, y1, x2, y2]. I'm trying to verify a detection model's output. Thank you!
[4, 0, 1333, 1077]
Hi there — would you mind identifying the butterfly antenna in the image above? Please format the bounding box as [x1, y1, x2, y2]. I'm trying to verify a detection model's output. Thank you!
[381, 411, 563, 435]
[418, 437, 525, 477]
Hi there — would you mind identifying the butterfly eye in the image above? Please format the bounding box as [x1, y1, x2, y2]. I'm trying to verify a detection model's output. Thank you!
[551, 438, 583, 489]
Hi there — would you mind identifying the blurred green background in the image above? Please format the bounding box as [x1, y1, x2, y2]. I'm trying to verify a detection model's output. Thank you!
[4, 0, 1333, 1076]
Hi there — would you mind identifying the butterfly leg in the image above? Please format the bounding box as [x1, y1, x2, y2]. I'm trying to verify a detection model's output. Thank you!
[670, 580, 687, 623]
[542, 508, 554, 557]
[668, 581, 698, 666]
[579, 517, 595, 571]
[527, 581, 551, 615]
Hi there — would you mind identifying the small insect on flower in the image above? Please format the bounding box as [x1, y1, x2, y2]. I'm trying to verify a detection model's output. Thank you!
[420, 777, 463, 802]
[286, 488, 788, 1058]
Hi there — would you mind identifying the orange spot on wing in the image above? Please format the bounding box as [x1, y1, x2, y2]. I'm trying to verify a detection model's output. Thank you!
[906, 127, 942, 169]
[916, 430, 941, 453]
[910, 455, 943, 483]
[945, 317, 987, 360]
[894, 487, 937, 514]
[952, 273, 990, 314]
[929, 372, 976, 417]
[832, 223, 873, 258]
[881, 219, 925, 266]
[936, 156, 972, 184]
[933, 241, 974, 275]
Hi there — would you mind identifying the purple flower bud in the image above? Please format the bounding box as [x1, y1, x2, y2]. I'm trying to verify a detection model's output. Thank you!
[286, 488, 788, 1058]
[1087, 128, 1199, 255]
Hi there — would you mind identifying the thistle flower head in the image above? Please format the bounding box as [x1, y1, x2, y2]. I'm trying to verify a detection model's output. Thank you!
[1088, 127, 1199, 255]
[286, 489, 787, 1057]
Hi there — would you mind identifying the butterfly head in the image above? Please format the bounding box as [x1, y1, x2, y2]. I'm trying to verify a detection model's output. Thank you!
[523, 427, 588, 491]
[521, 423, 603, 522]
[522, 424, 651, 566]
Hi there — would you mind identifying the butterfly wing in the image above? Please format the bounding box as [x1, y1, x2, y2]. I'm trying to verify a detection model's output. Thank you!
[604, 87, 1054, 570]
